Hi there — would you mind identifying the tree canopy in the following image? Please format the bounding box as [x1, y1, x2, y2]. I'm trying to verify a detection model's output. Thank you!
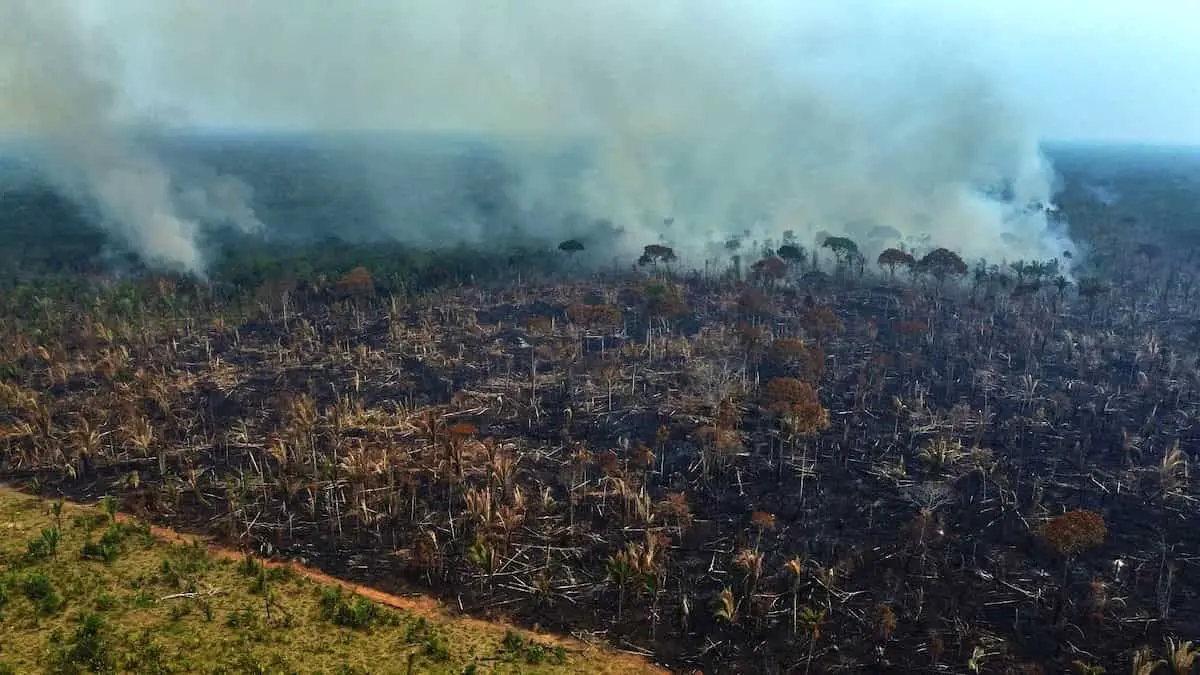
[751, 256, 788, 283]
[876, 248, 915, 278]
[777, 244, 805, 264]
[821, 236, 859, 265]
[638, 244, 677, 267]
[916, 248, 967, 283]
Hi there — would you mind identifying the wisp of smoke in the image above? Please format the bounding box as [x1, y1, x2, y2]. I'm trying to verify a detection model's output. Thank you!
[5, 0, 1076, 275]
[0, 0, 262, 276]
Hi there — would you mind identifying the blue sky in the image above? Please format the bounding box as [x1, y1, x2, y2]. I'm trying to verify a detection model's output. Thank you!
[74, 0, 1200, 145]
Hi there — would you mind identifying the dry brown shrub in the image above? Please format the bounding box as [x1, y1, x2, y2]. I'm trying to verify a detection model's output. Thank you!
[875, 603, 898, 641]
[447, 422, 478, 438]
[751, 256, 788, 282]
[657, 492, 694, 528]
[715, 397, 741, 429]
[767, 337, 806, 363]
[762, 377, 829, 437]
[335, 266, 374, 296]
[631, 442, 655, 471]
[1041, 509, 1107, 558]
[737, 288, 772, 316]
[736, 321, 770, 351]
[751, 510, 776, 531]
[567, 302, 623, 328]
[803, 306, 844, 341]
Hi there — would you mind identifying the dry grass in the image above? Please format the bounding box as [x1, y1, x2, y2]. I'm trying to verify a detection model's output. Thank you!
[0, 486, 661, 675]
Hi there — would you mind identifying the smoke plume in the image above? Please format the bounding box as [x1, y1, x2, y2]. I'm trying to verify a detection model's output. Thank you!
[4, 0, 1076, 273]
[0, 0, 262, 276]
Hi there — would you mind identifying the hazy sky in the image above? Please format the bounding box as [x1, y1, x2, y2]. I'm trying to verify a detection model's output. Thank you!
[929, 0, 1200, 145]
[65, 0, 1200, 145]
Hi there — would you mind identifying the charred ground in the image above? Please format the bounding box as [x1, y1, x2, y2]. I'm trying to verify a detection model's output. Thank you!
[2, 144, 1200, 674]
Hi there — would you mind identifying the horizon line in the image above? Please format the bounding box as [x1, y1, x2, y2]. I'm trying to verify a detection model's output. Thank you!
[0, 128, 1197, 151]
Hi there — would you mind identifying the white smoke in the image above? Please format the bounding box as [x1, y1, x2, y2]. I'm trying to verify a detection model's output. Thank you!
[5, 0, 1076, 273]
[0, 0, 262, 276]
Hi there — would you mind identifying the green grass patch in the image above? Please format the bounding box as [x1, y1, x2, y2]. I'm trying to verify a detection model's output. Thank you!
[500, 629, 569, 666]
[0, 488, 640, 674]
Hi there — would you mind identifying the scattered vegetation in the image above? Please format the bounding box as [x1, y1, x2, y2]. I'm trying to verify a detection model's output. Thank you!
[0, 488, 653, 674]
[2, 150, 1200, 672]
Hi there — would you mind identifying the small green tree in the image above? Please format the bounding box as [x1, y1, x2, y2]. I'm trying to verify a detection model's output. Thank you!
[49, 613, 114, 673]
[777, 244, 806, 267]
[637, 244, 677, 276]
[606, 548, 636, 622]
[798, 605, 825, 675]
[821, 236, 859, 272]
[713, 586, 737, 624]
[557, 239, 585, 257]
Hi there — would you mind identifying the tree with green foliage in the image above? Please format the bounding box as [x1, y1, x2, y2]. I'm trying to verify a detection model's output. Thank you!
[821, 236, 859, 269]
[48, 613, 114, 674]
[1010, 259, 1060, 284]
[638, 245, 676, 276]
[557, 239, 585, 256]
[641, 280, 689, 324]
[777, 244, 806, 267]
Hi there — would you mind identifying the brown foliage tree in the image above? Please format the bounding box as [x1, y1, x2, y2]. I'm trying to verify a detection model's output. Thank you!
[737, 289, 773, 318]
[1042, 509, 1107, 624]
[567, 302, 623, 328]
[751, 256, 788, 285]
[897, 320, 927, 336]
[765, 337, 825, 382]
[1042, 509, 1107, 558]
[335, 266, 374, 296]
[657, 492, 694, 531]
[736, 321, 770, 355]
[803, 306, 844, 345]
[877, 248, 916, 279]
[762, 377, 830, 437]
[766, 337, 806, 364]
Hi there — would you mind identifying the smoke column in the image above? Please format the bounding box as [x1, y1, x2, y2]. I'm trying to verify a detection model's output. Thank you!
[0, 0, 262, 276]
[7, 0, 1076, 272]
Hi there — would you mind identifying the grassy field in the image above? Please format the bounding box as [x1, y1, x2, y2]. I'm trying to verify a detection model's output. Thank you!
[0, 487, 661, 675]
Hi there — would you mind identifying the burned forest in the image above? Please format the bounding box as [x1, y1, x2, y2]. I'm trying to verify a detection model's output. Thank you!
[2, 147, 1200, 674]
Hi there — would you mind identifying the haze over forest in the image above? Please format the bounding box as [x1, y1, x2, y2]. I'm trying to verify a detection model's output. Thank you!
[1, 0, 1198, 275]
